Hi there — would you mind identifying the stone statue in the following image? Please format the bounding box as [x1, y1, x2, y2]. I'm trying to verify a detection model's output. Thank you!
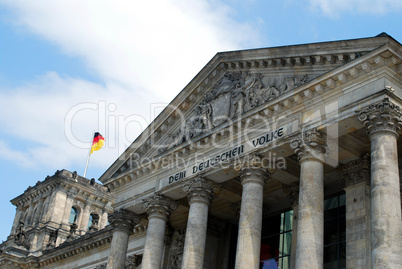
[125, 254, 142, 269]
[46, 229, 58, 249]
[66, 223, 78, 241]
[169, 229, 186, 269]
[89, 214, 100, 232]
[14, 221, 27, 246]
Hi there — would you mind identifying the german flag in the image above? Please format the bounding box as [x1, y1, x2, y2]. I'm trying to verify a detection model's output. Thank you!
[90, 132, 105, 154]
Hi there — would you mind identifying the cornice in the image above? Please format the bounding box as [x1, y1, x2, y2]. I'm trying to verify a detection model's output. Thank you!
[11, 170, 115, 209]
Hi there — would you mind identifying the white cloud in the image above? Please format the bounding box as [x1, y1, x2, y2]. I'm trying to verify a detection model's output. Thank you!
[0, 0, 260, 99]
[0, 72, 154, 171]
[309, 0, 402, 17]
[0, 0, 262, 174]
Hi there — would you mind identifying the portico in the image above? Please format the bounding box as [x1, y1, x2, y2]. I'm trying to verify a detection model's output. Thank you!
[99, 34, 402, 269]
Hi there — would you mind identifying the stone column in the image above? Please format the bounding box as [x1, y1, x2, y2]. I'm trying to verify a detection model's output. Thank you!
[356, 98, 402, 267]
[235, 154, 270, 269]
[61, 194, 74, 230]
[338, 155, 371, 269]
[25, 202, 35, 226]
[106, 209, 140, 269]
[290, 129, 327, 269]
[283, 182, 299, 269]
[181, 176, 220, 269]
[79, 203, 91, 234]
[142, 194, 177, 269]
[32, 197, 45, 226]
[100, 210, 108, 229]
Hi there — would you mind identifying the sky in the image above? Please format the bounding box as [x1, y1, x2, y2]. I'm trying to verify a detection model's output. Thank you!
[0, 0, 401, 242]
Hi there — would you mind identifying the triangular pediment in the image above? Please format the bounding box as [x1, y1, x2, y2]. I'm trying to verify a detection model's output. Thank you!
[100, 34, 402, 184]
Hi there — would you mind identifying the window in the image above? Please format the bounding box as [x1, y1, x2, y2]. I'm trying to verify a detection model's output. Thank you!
[260, 210, 293, 269]
[324, 193, 346, 269]
[68, 206, 79, 224]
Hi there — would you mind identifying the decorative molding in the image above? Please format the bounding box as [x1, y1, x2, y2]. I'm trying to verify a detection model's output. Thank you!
[338, 154, 370, 187]
[169, 229, 186, 269]
[182, 176, 220, 205]
[125, 254, 142, 269]
[238, 154, 272, 186]
[108, 209, 140, 234]
[290, 129, 327, 162]
[356, 97, 402, 137]
[163, 72, 308, 151]
[142, 194, 178, 221]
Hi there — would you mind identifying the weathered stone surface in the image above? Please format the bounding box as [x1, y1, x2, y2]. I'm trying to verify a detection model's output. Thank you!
[181, 177, 219, 269]
[341, 157, 371, 269]
[142, 195, 177, 269]
[291, 130, 326, 269]
[107, 209, 140, 269]
[357, 99, 402, 268]
[235, 159, 271, 269]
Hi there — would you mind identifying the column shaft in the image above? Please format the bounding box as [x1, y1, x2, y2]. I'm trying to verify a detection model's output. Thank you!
[370, 131, 402, 267]
[143, 217, 166, 269]
[181, 177, 219, 269]
[356, 98, 402, 268]
[290, 129, 326, 269]
[182, 201, 209, 269]
[142, 194, 177, 269]
[296, 159, 324, 269]
[235, 170, 266, 269]
[106, 209, 140, 269]
[108, 230, 131, 269]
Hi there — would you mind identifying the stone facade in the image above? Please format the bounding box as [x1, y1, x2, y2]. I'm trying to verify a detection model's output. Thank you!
[1, 33, 402, 268]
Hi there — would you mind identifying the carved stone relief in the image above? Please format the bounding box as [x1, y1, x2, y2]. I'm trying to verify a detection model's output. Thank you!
[164, 72, 308, 150]
[125, 254, 143, 269]
[169, 229, 186, 269]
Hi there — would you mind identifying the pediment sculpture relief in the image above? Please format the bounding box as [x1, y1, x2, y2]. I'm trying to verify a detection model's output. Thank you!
[163, 72, 308, 151]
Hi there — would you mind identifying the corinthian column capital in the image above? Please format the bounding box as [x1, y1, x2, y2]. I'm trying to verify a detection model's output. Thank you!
[356, 97, 402, 137]
[182, 176, 220, 205]
[142, 194, 178, 221]
[108, 209, 140, 234]
[338, 154, 370, 187]
[290, 128, 327, 163]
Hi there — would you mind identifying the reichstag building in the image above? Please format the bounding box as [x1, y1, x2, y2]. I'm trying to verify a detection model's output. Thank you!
[1, 33, 401, 269]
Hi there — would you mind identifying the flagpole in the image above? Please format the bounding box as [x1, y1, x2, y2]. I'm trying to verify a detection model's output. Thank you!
[83, 131, 95, 178]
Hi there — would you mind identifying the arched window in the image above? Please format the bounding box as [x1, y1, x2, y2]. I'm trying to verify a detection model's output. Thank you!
[69, 206, 79, 224]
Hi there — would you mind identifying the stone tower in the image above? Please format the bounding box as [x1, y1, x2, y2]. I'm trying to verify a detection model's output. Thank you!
[2, 170, 114, 257]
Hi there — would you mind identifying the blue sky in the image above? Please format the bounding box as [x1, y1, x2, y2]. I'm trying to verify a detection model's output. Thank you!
[0, 0, 401, 241]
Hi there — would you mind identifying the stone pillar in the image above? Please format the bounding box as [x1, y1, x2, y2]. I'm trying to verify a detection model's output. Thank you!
[290, 129, 327, 269]
[235, 154, 270, 269]
[106, 209, 140, 269]
[32, 197, 45, 226]
[338, 155, 371, 269]
[283, 182, 299, 269]
[100, 210, 108, 229]
[11, 207, 22, 236]
[356, 98, 402, 267]
[25, 202, 35, 226]
[142, 194, 177, 269]
[61, 194, 74, 230]
[79, 203, 91, 234]
[181, 176, 220, 269]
